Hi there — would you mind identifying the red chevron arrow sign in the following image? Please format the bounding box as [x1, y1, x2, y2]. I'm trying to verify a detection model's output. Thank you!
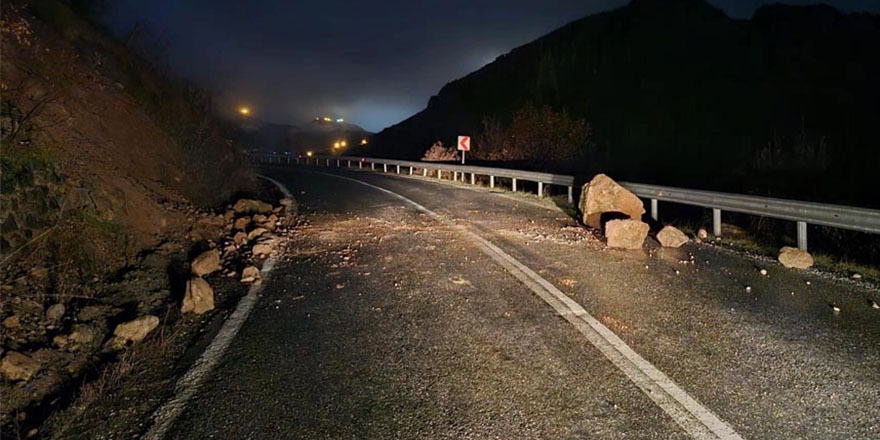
[457, 135, 471, 151]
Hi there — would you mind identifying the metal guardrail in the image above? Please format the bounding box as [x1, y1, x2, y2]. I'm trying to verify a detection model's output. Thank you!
[249, 153, 880, 251]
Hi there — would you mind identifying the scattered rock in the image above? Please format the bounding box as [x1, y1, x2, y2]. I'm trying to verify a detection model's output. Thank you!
[191, 249, 221, 276]
[247, 227, 267, 241]
[778, 246, 813, 269]
[233, 231, 248, 245]
[252, 244, 273, 257]
[241, 266, 260, 283]
[760, 269, 768, 276]
[3, 315, 21, 329]
[252, 234, 279, 257]
[233, 199, 273, 215]
[69, 325, 96, 345]
[697, 228, 709, 239]
[233, 217, 251, 231]
[0, 351, 41, 381]
[109, 315, 159, 348]
[252, 214, 267, 224]
[656, 226, 689, 248]
[53, 335, 69, 349]
[181, 277, 215, 315]
[605, 219, 649, 250]
[222, 244, 237, 256]
[579, 174, 645, 229]
[45, 303, 65, 321]
[852, 273, 862, 280]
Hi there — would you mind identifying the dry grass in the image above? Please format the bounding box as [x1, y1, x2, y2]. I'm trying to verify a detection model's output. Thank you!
[51, 309, 180, 438]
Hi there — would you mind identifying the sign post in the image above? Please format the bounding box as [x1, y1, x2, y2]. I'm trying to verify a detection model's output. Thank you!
[457, 135, 471, 165]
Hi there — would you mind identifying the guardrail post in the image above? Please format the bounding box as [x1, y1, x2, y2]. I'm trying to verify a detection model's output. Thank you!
[347, 160, 351, 167]
[383, 164, 387, 172]
[512, 178, 518, 192]
[538, 182, 544, 198]
[396, 165, 400, 174]
[651, 199, 658, 221]
[409, 166, 413, 175]
[470, 173, 475, 185]
[490, 176, 495, 188]
[568, 186, 573, 204]
[423, 168, 427, 177]
[713, 208, 722, 237]
[438, 169, 442, 180]
[371, 163, 375, 170]
[296, 158, 300, 165]
[359, 161, 362, 169]
[797, 221, 808, 251]
[325, 159, 329, 167]
[453, 171, 458, 181]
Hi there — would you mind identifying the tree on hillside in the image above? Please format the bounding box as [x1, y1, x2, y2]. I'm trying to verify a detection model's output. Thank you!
[475, 103, 592, 165]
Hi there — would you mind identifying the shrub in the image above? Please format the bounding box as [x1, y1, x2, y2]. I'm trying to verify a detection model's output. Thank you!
[475, 103, 593, 165]
[421, 140, 459, 162]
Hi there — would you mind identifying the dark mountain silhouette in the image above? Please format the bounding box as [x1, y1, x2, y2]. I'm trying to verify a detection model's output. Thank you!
[368, 0, 880, 207]
[235, 118, 370, 154]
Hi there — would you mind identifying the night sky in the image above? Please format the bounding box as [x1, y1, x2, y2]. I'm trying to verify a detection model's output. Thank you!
[105, 0, 880, 133]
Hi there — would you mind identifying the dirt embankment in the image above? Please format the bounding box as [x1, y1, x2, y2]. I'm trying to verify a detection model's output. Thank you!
[0, 1, 263, 434]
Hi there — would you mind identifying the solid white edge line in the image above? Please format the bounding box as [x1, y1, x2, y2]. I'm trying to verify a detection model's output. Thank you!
[141, 176, 294, 440]
[311, 170, 744, 440]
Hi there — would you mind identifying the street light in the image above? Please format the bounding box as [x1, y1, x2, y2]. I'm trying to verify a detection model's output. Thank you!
[238, 106, 251, 116]
[306, 151, 313, 157]
[341, 140, 347, 147]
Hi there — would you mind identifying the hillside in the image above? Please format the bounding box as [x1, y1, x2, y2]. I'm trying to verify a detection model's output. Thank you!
[1, 0, 257, 429]
[368, 0, 880, 207]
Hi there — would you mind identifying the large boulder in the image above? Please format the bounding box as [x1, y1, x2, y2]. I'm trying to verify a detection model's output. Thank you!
[579, 174, 645, 228]
[778, 246, 813, 269]
[0, 351, 41, 381]
[657, 226, 689, 248]
[191, 249, 221, 276]
[233, 199, 273, 215]
[181, 277, 215, 314]
[605, 219, 650, 250]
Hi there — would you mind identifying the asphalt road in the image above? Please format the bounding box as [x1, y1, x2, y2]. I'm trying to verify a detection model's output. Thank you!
[162, 165, 880, 439]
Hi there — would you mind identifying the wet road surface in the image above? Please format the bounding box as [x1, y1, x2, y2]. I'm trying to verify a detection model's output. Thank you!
[163, 166, 880, 439]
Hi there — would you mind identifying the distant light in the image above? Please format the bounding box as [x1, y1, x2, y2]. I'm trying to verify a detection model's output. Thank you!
[360, 138, 368, 145]
[323, 117, 332, 122]
[306, 151, 313, 157]
[340, 140, 347, 147]
[238, 106, 251, 116]
[336, 118, 344, 123]
[333, 141, 341, 149]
